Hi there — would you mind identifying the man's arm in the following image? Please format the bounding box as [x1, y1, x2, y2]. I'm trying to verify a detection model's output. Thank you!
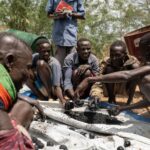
[90, 55, 100, 75]
[71, 12, 85, 19]
[74, 65, 150, 98]
[47, 12, 67, 19]
[108, 100, 150, 116]
[63, 56, 75, 99]
[88, 65, 150, 83]
[54, 86, 66, 105]
[74, 0, 85, 19]
[17, 94, 45, 120]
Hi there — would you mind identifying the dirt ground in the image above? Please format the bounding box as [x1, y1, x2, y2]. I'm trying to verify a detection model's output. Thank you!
[101, 86, 150, 118]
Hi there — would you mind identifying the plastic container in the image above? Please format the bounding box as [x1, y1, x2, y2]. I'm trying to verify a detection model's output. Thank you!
[124, 25, 150, 60]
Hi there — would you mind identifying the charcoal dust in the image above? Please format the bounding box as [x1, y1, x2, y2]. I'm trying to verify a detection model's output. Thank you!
[65, 111, 122, 124]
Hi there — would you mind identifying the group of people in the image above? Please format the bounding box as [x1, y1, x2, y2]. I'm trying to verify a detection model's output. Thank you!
[21, 37, 100, 105]
[18, 0, 150, 116]
[0, 0, 150, 149]
[75, 33, 150, 115]
[0, 31, 150, 150]
[21, 31, 150, 117]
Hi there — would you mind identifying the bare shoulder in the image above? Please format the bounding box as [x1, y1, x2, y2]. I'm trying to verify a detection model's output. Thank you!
[141, 74, 150, 83]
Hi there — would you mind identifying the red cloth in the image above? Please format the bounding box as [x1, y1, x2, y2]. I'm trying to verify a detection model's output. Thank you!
[0, 120, 34, 150]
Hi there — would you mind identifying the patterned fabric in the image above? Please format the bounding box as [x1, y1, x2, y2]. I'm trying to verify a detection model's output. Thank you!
[0, 64, 17, 110]
[0, 84, 12, 110]
[0, 128, 34, 150]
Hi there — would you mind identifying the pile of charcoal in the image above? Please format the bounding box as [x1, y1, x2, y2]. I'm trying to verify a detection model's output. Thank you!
[66, 111, 122, 124]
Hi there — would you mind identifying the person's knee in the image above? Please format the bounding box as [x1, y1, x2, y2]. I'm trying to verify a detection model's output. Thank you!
[37, 60, 51, 74]
[84, 70, 92, 78]
[10, 101, 34, 129]
[37, 60, 47, 69]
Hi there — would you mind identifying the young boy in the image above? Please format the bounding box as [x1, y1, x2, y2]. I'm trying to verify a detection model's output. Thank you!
[75, 33, 150, 115]
[100, 40, 140, 104]
[26, 38, 66, 105]
[0, 32, 35, 149]
[63, 38, 100, 100]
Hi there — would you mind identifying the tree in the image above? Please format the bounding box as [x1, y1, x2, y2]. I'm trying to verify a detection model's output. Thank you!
[31, 0, 53, 38]
[0, 0, 33, 31]
[78, 0, 150, 59]
[0, 0, 149, 59]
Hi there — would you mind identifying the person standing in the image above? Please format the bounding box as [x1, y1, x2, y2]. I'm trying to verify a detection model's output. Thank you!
[46, 0, 85, 66]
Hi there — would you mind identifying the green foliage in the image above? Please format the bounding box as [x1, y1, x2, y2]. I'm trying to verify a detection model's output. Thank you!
[30, 0, 53, 38]
[0, 0, 32, 31]
[0, 0, 149, 59]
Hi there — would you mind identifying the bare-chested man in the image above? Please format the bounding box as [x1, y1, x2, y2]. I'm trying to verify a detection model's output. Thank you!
[0, 32, 43, 149]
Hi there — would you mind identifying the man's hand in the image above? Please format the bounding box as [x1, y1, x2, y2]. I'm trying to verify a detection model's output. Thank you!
[54, 11, 66, 19]
[76, 65, 91, 77]
[32, 101, 46, 121]
[108, 106, 121, 116]
[74, 78, 89, 100]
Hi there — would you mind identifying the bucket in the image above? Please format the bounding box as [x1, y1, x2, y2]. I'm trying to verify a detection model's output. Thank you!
[124, 25, 150, 60]
[6, 29, 48, 52]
